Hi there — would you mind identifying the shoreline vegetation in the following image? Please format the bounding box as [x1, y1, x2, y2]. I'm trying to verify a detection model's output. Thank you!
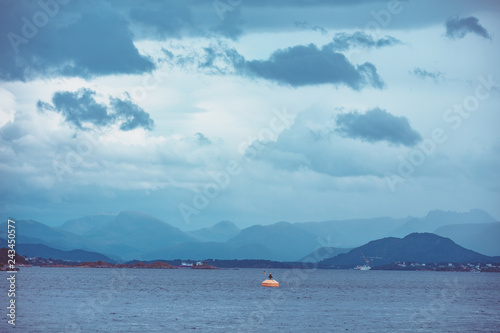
[1, 248, 499, 272]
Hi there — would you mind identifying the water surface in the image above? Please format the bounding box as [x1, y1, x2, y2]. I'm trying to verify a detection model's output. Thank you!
[1, 268, 499, 332]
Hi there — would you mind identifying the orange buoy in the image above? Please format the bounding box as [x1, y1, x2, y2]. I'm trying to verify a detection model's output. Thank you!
[262, 279, 279, 287]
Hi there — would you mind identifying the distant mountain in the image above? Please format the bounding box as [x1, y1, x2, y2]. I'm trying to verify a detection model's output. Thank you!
[434, 222, 500, 257]
[0, 239, 114, 262]
[75, 211, 198, 259]
[187, 221, 240, 243]
[143, 242, 273, 261]
[0, 220, 95, 252]
[389, 209, 495, 238]
[59, 213, 117, 235]
[0, 212, 198, 260]
[294, 217, 408, 249]
[226, 222, 320, 261]
[0, 219, 129, 260]
[319, 233, 499, 268]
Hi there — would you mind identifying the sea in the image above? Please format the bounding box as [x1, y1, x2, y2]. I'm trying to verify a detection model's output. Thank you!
[1, 267, 499, 332]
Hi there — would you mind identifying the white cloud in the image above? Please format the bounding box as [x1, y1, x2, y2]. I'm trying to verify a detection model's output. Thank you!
[0, 88, 16, 128]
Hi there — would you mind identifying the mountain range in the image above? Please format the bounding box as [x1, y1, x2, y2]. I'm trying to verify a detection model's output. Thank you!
[1, 209, 498, 262]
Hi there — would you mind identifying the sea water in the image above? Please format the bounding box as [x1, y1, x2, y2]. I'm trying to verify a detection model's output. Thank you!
[1, 267, 499, 332]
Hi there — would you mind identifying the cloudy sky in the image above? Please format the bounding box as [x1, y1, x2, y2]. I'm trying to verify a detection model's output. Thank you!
[1, 0, 499, 229]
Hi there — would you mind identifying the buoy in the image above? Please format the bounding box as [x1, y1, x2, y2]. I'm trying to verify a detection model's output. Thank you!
[262, 279, 279, 287]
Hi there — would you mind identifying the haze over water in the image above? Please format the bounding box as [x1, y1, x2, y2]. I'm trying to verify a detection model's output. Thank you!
[2, 268, 499, 332]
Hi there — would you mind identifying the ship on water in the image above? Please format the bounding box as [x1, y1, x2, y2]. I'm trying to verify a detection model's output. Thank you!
[354, 252, 371, 270]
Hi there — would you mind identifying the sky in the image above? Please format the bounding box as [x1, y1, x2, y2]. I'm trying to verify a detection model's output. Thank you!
[0, 0, 499, 230]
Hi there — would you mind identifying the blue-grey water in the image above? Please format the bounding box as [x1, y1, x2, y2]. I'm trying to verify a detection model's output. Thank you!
[1, 268, 499, 332]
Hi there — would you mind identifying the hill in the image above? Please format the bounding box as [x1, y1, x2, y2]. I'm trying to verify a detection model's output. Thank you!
[319, 233, 499, 268]
[0, 247, 29, 267]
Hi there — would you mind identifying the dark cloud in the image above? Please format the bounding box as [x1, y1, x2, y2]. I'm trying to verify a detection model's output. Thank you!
[336, 108, 422, 147]
[45, 89, 110, 129]
[212, 7, 244, 39]
[312, 26, 328, 35]
[127, 0, 244, 40]
[161, 48, 174, 60]
[0, 1, 155, 81]
[412, 68, 444, 82]
[175, 42, 384, 89]
[195, 133, 211, 145]
[445, 16, 491, 40]
[37, 89, 154, 131]
[128, 2, 193, 38]
[2, 0, 489, 85]
[327, 32, 402, 51]
[0, 0, 247, 82]
[110, 98, 154, 131]
[197, 43, 245, 74]
[241, 44, 384, 89]
[294, 21, 328, 35]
